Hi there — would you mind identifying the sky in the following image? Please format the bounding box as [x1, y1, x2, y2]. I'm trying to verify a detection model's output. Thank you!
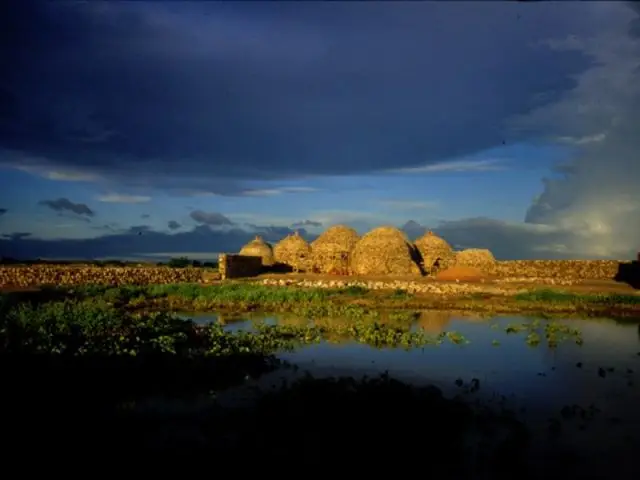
[1, 0, 639, 261]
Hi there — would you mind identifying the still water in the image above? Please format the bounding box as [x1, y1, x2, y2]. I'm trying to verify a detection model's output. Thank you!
[182, 310, 640, 408]
[179, 309, 640, 469]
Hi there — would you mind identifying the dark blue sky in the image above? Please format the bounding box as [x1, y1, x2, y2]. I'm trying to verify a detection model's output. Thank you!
[1, 1, 639, 261]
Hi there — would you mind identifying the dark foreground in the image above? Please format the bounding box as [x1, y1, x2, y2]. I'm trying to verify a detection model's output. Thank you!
[1, 352, 637, 479]
[4, 352, 526, 474]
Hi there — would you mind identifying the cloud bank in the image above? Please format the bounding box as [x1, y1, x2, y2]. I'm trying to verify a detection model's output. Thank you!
[1, 2, 639, 260]
[1, 0, 593, 195]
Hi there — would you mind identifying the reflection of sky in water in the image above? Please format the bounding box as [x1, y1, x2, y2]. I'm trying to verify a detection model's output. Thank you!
[180, 310, 640, 472]
[180, 311, 640, 417]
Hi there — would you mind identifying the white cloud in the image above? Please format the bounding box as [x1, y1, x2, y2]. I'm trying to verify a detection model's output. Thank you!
[0, 150, 102, 182]
[97, 193, 152, 204]
[504, 2, 640, 259]
[555, 132, 607, 145]
[45, 170, 100, 182]
[12, 163, 100, 182]
[388, 159, 507, 175]
[240, 186, 319, 197]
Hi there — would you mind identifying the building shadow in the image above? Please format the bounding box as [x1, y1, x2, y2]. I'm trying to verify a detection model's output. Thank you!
[614, 260, 640, 289]
[264, 262, 294, 274]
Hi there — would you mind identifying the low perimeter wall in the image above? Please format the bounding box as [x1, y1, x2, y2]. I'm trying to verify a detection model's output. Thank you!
[218, 254, 262, 280]
[0, 266, 204, 287]
[488, 260, 625, 280]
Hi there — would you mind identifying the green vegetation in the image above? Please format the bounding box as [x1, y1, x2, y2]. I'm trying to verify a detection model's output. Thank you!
[0, 256, 150, 267]
[0, 255, 218, 268]
[8, 282, 638, 322]
[513, 289, 640, 306]
[503, 318, 583, 347]
[165, 256, 217, 268]
[0, 298, 449, 353]
[0, 292, 585, 355]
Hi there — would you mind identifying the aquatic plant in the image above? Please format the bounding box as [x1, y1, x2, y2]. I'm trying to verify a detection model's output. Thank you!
[504, 319, 583, 347]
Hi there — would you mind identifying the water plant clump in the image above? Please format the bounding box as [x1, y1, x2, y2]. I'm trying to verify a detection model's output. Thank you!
[504, 318, 583, 347]
[0, 299, 461, 358]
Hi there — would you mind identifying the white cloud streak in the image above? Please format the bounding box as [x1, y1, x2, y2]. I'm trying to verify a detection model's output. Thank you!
[388, 159, 507, 175]
[97, 193, 152, 204]
[240, 187, 319, 197]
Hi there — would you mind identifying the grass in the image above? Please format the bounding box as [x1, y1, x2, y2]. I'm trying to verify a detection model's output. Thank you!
[5, 282, 639, 320]
[0, 294, 587, 361]
[0, 298, 450, 354]
[513, 289, 640, 306]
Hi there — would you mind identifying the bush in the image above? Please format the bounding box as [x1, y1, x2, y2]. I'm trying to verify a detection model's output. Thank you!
[167, 256, 191, 268]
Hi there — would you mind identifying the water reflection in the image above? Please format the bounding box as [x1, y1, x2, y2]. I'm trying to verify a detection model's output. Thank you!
[177, 310, 640, 409]
[414, 310, 486, 333]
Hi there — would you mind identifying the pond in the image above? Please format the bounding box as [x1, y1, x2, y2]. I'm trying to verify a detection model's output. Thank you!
[179, 309, 640, 470]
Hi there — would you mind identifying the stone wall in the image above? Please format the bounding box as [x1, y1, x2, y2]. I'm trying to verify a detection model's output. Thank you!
[218, 254, 263, 280]
[488, 260, 625, 280]
[0, 266, 204, 288]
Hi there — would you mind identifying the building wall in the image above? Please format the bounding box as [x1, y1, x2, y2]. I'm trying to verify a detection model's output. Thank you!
[488, 260, 624, 280]
[218, 254, 263, 280]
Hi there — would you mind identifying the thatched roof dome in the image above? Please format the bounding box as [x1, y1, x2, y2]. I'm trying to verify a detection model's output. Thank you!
[350, 226, 422, 276]
[414, 231, 455, 275]
[239, 235, 275, 266]
[453, 248, 496, 269]
[310, 225, 360, 275]
[274, 231, 312, 272]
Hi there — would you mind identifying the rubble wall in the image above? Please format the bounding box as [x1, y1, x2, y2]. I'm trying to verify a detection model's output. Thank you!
[0, 266, 205, 287]
[487, 260, 625, 280]
[218, 254, 263, 280]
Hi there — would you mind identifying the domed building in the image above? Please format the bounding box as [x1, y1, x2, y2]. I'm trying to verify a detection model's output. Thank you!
[350, 226, 422, 276]
[273, 231, 312, 272]
[310, 225, 359, 275]
[414, 231, 455, 275]
[239, 235, 275, 266]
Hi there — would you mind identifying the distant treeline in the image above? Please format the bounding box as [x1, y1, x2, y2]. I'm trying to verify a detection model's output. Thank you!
[0, 256, 217, 269]
[164, 256, 217, 268]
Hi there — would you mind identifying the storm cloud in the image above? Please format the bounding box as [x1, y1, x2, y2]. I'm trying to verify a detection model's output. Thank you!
[189, 210, 234, 226]
[1, 1, 594, 195]
[0, 224, 316, 261]
[1, 2, 639, 260]
[2, 232, 32, 241]
[38, 198, 95, 217]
